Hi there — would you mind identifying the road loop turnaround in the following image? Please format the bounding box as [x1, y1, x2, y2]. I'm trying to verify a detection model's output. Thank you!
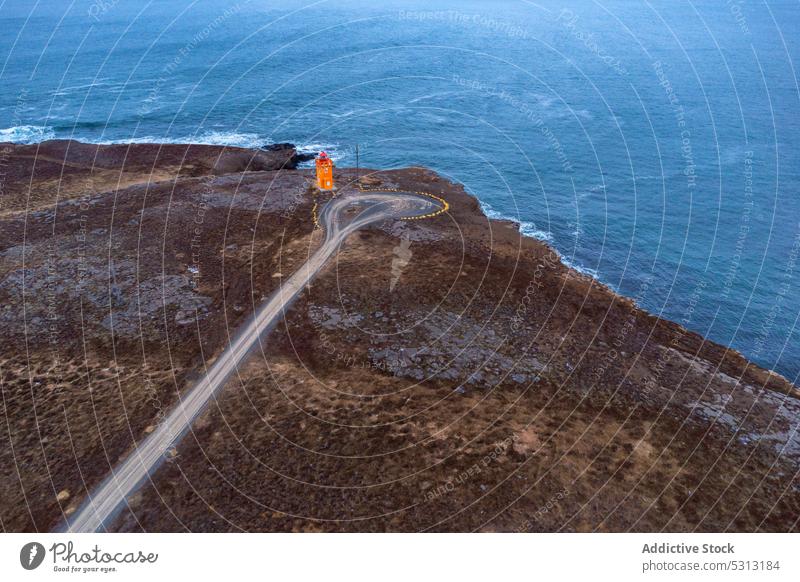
[63, 188, 446, 533]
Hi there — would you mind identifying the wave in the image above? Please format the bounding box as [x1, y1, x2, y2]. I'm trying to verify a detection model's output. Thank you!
[295, 142, 352, 167]
[519, 221, 555, 243]
[478, 200, 554, 243]
[0, 125, 56, 144]
[559, 255, 600, 279]
[559, 255, 618, 292]
[97, 130, 266, 149]
[406, 90, 463, 104]
[50, 78, 153, 97]
[477, 198, 606, 284]
[0, 127, 267, 150]
[296, 141, 338, 155]
[50, 78, 113, 96]
[562, 258, 599, 279]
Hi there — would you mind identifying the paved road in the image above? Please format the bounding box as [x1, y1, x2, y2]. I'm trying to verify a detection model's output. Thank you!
[64, 190, 440, 533]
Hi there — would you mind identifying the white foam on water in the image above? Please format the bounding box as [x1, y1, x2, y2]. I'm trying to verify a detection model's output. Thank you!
[294, 142, 354, 167]
[98, 131, 265, 149]
[0, 125, 56, 144]
[519, 221, 555, 243]
[0, 127, 269, 149]
[478, 200, 554, 243]
[406, 90, 462, 104]
[296, 142, 344, 158]
[478, 198, 604, 285]
[559, 255, 600, 279]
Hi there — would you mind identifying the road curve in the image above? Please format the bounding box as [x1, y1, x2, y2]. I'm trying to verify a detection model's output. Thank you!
[63, 190, 441, 533]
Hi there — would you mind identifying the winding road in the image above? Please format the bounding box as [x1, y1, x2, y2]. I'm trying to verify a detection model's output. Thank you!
[64, 189, 443, 533]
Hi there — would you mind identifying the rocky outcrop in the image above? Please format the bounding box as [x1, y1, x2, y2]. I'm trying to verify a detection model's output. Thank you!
[261, 142, 316, 165]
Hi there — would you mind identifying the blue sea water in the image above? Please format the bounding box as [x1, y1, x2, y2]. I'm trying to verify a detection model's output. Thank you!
[1, 0, 798, 381]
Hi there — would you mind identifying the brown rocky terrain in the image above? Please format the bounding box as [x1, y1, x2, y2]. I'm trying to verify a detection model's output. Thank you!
[1, 140, 797, 532]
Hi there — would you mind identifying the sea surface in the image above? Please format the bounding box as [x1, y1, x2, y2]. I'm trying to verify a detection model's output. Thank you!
[1, 0, 798, 381]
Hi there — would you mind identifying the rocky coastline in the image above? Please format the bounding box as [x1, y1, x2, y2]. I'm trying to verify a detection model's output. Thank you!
[1, 140, 797, 532]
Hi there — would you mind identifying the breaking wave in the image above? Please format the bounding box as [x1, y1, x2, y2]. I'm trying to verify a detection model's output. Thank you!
[478, 200, 555, 244]
[0, 125, 56, 144]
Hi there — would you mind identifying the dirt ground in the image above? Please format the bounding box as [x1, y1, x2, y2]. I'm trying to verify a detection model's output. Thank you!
[1, 141, 797, 532]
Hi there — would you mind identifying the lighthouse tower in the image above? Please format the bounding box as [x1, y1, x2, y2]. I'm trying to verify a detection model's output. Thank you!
[315, 151, 334, 191]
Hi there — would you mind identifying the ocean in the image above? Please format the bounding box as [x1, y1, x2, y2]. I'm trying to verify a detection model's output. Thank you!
[1, 0, 798, 381]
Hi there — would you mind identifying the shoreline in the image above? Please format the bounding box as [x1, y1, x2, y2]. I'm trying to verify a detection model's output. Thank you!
[454, 175, 796, 391]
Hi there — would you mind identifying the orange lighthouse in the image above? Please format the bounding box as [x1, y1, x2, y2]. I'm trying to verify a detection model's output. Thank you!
[315, 151, 334, 191]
